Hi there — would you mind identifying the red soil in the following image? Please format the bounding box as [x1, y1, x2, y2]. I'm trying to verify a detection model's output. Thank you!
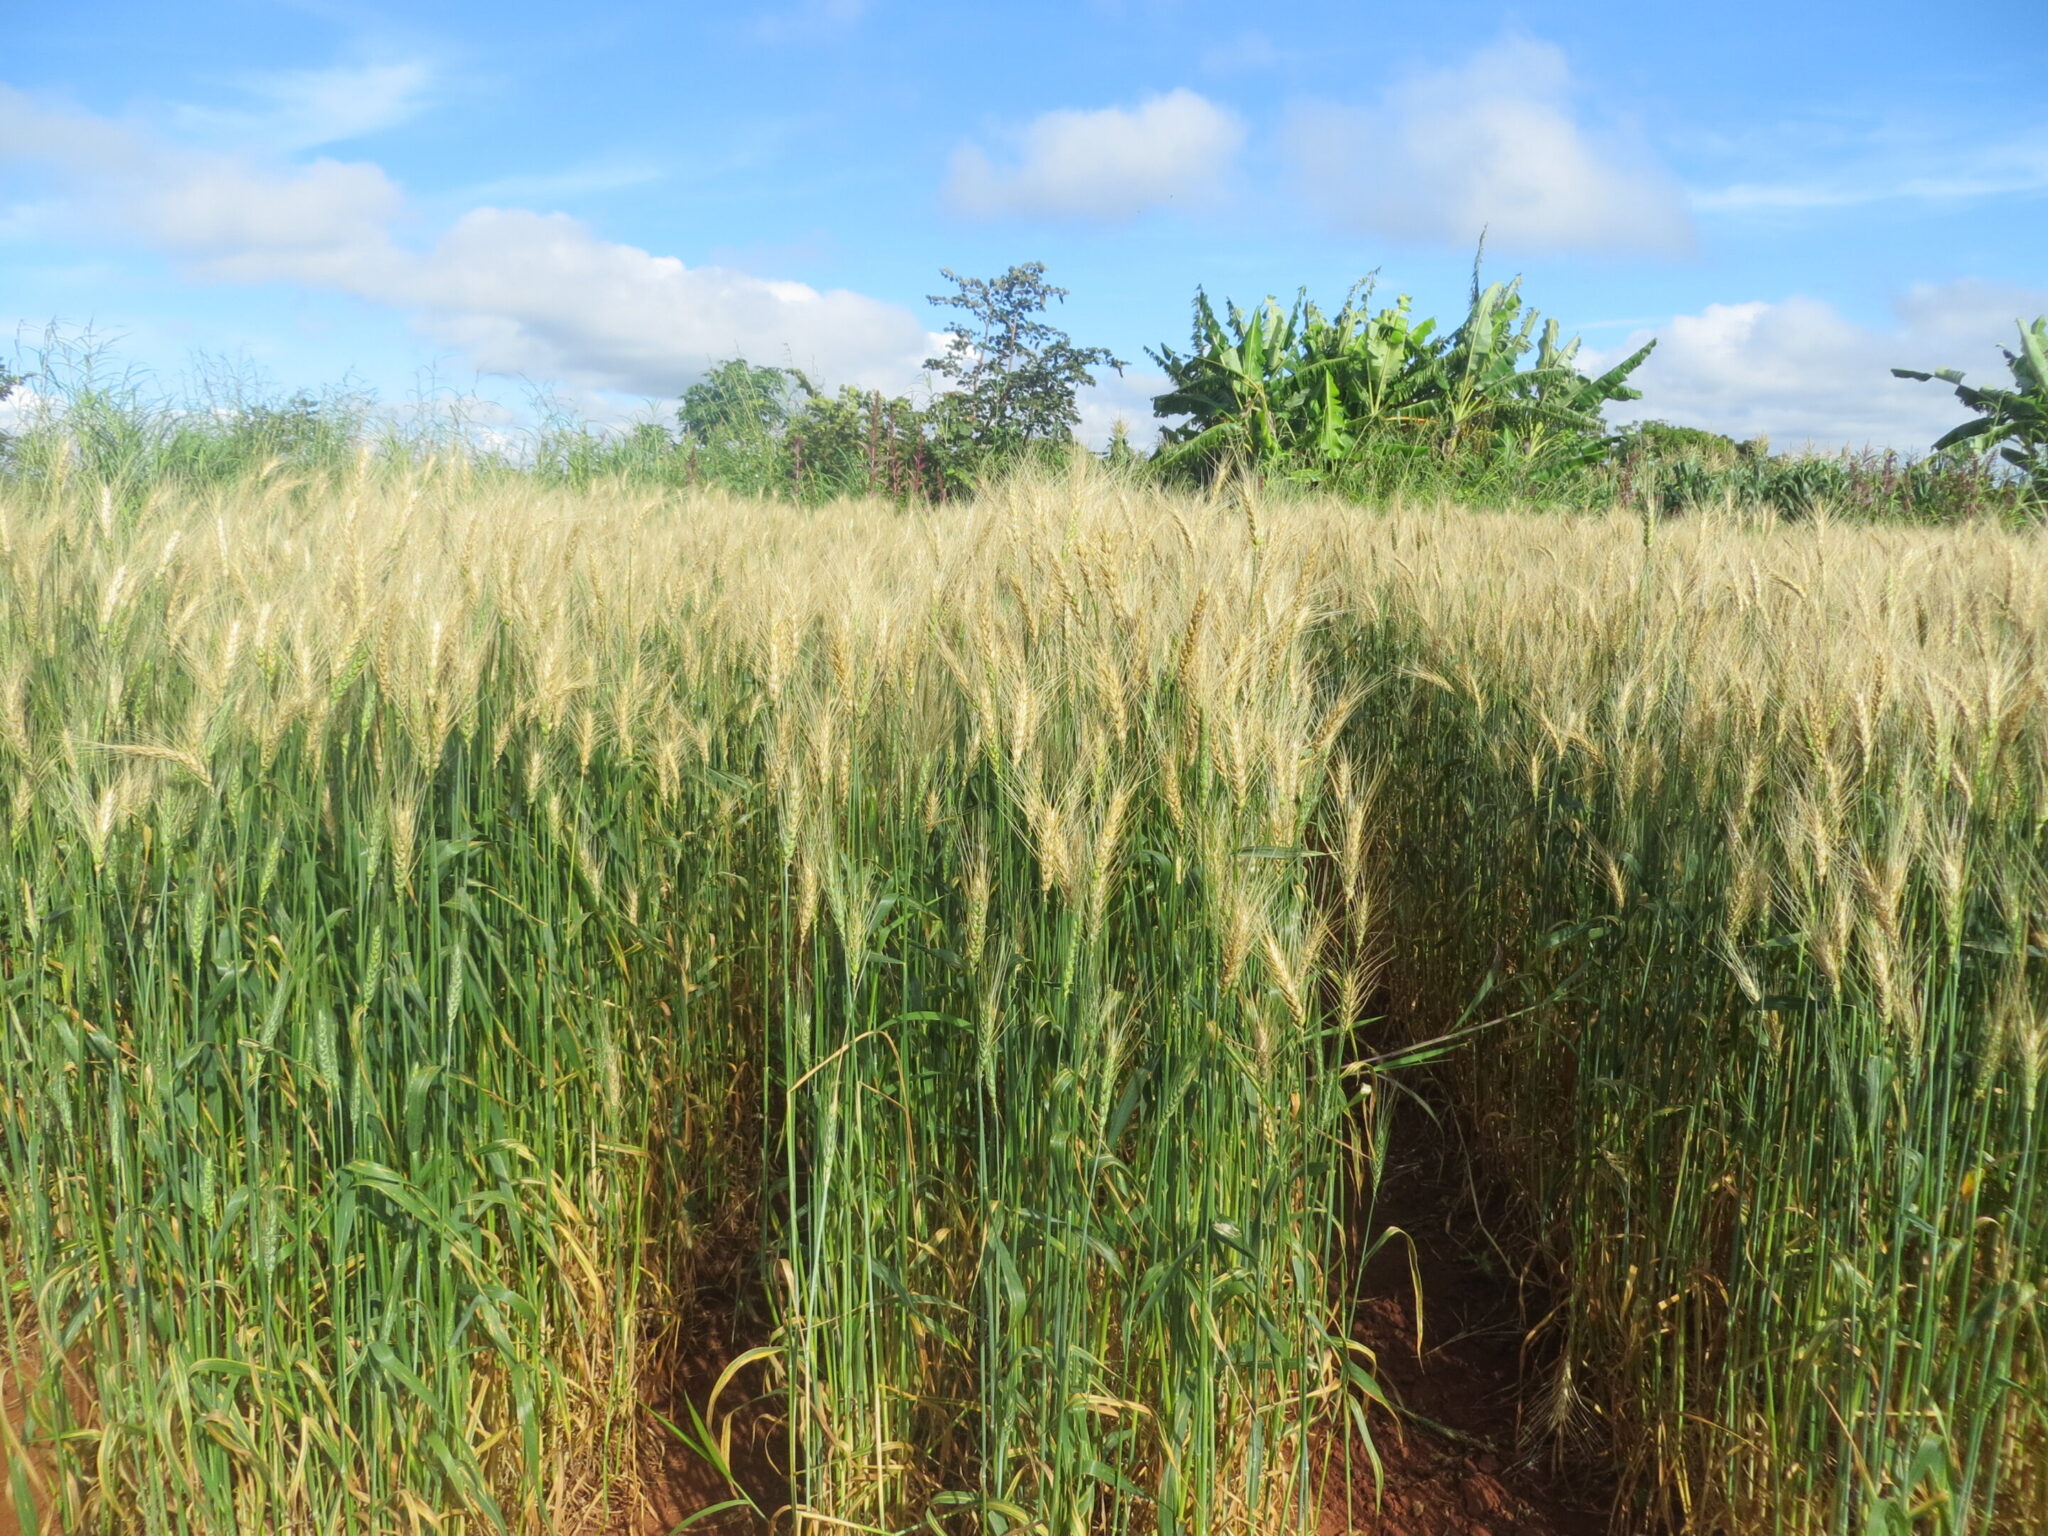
[624, 1285, 783, 1536]
[1326, 1130, 1613, 1536]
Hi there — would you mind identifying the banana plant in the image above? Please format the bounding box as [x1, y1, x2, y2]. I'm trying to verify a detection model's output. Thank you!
[1411, 279, 1654, 459]
[1145, 291, 1302, 470]
[1150, 281, 1463, 481]
[1894, 317, 2048, 495]
[1149, 266, 1653, 485]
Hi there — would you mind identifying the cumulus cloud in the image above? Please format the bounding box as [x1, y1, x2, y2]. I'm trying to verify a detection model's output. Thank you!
[1595, 279, 2048, 450]
[2, 86, 407, 277]
[947, 89, 1244, 222]
[0, 380, 45, 436]
[1287, 35, 1691, 254]
[0, 84, 932, 397]
[394, 210, 930, 394]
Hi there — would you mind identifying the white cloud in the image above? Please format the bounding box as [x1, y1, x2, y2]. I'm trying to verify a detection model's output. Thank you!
[168, 61, 438, 151]
[947, 89, 1244, 223]
[155, 161, 406, 281]
[393, 209, 929, 394]
[0, 86, 404, 280]
[1287, 35, 1691, 254]
[1692, 130, 2048, 212]
[1200, 31, 1287, 75]
[1595, 279, 2048, 450]
[0, 84, 932, 398]
[0, 380, 45, 435]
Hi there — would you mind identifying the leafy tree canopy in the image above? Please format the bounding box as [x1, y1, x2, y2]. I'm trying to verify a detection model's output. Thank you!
[924, 263, 1124, 458]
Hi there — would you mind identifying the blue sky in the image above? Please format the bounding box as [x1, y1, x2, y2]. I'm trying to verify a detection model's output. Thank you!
[4, 0, 2045, 450]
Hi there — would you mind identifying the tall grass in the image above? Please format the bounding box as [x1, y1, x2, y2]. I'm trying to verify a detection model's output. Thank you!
[0, 461, 2043, 1535]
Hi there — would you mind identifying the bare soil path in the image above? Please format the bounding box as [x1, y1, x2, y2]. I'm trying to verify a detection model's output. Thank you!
[1329, 1119, 1614, 1536]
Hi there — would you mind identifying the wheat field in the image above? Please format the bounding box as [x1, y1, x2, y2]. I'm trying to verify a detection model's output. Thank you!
[0, 460, 2042, 1534]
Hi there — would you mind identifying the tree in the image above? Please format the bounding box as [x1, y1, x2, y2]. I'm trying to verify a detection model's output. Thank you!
[924, 263, 1124, 463]
[786, 386, 935, 501]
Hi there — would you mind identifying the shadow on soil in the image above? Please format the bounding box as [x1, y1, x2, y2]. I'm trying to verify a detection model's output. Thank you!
[1328, 1097, 1617, 1536]
[622, 1278, 784, 1536]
